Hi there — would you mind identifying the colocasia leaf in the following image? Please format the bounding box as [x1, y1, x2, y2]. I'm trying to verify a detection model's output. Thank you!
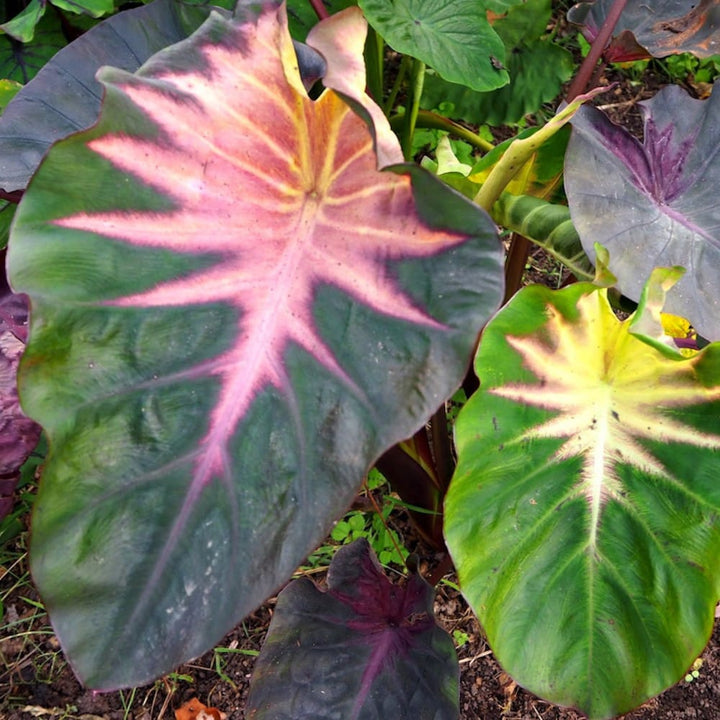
[565, 84, 720, 341]
[358, 0, 512, 92]
[446, 269, 720, 719]
[8, 1, 503, 689]
[247, 538, 459, 720]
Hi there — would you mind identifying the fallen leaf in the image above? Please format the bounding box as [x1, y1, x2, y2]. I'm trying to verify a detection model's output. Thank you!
[175, 697, 227, 720]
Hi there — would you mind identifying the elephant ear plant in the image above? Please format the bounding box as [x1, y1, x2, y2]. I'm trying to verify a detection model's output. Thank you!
[3, 0, 720, 718]
[6, 0, 503, 702]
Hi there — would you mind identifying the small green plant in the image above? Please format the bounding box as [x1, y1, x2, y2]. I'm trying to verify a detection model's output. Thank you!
[684, 658, 703, 683]
[452, 629, 470, 649]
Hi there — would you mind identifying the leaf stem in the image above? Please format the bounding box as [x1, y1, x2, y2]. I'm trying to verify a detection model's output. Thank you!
[473, 88, 607, 212]
[307, 0, 329, 21]
[401, 58, 425, 161]
[364, 27, 384, 106]
[384, 55, 409, 115]
[566, 0, 629, 100]
[391, 110, 494, 152]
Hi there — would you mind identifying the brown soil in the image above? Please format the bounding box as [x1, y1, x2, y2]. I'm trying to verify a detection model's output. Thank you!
[3, 530, 720, 720]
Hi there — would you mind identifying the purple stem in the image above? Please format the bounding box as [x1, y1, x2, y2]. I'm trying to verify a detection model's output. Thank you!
[566, 0, 629, 101]
[308, 0, 329, 20]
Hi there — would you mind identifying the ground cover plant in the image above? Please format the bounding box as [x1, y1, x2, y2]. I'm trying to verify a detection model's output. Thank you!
[2, 0, 720, 718]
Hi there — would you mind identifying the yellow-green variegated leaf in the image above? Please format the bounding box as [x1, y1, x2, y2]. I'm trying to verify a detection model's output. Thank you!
[445, 269, 720, 719]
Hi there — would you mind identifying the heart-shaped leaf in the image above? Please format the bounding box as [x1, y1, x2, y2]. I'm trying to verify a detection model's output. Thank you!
[0, 0, 222, 193]
[568, 0, 720, 60]
[422, 39, 573, 128]
[358, 0, 511, 92]
[445, 270, 720, 719]
[565, 84, 720, 341]
[8, 3, 503, 689]
[247, 538, 458, 720]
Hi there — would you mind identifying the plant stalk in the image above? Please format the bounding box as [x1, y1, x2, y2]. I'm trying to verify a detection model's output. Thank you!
[364, 27, 384, 107]
[566, 0, 629, 100]
[401, 58, 425, 161]
[391, 110, 494, 152]
[307, 0, 329, 21]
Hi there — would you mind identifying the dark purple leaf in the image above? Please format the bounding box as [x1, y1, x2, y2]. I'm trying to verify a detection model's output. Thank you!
[565, 84, 720, 340]
[568, 0, 720, 61]
[247, 538, 458, 720]
[0, 259, 41, 519]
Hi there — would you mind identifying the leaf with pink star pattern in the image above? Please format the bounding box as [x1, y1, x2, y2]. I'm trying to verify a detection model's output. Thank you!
[7, 2, 502, 689]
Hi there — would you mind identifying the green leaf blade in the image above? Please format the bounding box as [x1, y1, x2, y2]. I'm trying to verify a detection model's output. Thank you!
[446, 279, 720, 718]
[359, 0, 508, 92]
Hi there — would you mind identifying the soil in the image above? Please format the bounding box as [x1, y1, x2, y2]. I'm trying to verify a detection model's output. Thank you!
[3, 514, 720, 720]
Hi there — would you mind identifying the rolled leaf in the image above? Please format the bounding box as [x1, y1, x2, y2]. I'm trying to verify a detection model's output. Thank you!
[565, 84, 720, 341]
[445, 270, 720, 719]
[492, 193, 593, 280]
[247, 538, 458, 719]
[8, 2, 503, 689]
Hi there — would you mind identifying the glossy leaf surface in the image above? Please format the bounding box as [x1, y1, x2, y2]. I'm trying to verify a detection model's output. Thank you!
[8, 3, 503, 689]
[446, 272, 720, 719]
[358, 0, 510, 91]
[0, 0, 219, 192]
[569, 0, 720, 60]
[247, 538, 458, 720]
[565, 84, 720, 340]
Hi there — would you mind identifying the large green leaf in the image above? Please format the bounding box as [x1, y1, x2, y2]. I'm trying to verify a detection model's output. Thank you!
[358, 0, 510, 92]
[8, 3, 503, 690]
[565, 84, 720, 341]
[445, 269, 720, 718]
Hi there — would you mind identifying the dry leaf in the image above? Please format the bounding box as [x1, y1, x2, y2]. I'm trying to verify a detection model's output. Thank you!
[175, 697, 227, 720]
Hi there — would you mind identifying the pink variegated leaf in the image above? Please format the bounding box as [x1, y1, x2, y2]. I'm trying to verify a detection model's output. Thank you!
[8, 2, 502, 689]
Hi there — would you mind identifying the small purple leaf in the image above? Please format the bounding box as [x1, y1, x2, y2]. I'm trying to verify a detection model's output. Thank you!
[247, 538, 458, 720]
[0, 262, 41, 518]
